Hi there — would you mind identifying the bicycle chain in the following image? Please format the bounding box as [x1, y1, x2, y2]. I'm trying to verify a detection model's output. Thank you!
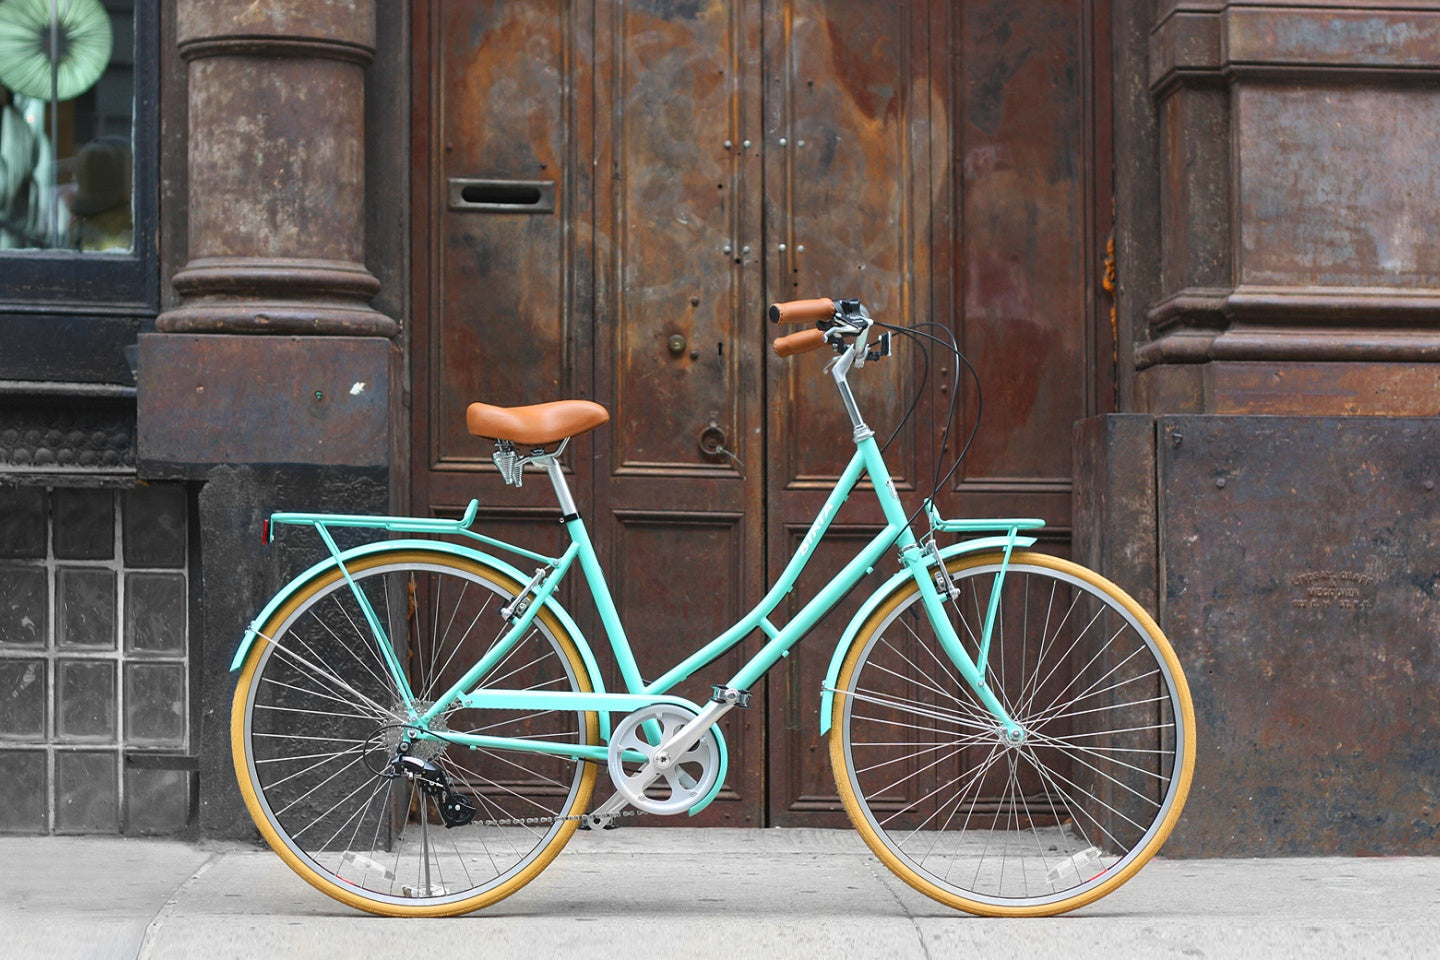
[473, 808, 645, 828]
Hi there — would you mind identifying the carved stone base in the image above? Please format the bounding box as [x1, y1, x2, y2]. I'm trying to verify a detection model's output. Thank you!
[158, 257, 393, 336]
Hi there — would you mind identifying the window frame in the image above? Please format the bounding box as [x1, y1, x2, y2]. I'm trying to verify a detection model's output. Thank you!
[0, 2, 159, 315]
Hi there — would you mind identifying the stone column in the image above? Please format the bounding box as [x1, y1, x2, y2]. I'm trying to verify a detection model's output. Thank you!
[1137, 1, 1440, 414]
[138, 0, 397, 837]
[159, 0, 393, 335]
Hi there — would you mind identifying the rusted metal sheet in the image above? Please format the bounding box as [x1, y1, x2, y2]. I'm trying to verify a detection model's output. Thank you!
[1158, 415, 1440, 856]
[1072, 414, 1159, 614]
[136, 334, 394, 474]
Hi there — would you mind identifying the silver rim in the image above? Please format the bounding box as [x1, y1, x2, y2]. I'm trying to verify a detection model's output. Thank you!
[840, 559, 1187, 909]
[241, 556, 590, 909]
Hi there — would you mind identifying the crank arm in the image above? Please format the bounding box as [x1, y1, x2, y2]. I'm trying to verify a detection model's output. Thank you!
[652, 700, 732, 763]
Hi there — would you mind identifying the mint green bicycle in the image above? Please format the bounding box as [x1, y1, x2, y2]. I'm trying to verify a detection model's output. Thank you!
[230, 298, 1195, 918]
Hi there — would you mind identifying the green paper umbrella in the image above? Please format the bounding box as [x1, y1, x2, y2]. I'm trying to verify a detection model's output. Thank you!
[0, 0, 112, 102]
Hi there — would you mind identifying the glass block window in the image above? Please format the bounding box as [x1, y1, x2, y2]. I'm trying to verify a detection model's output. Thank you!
[0, 483, 191, 834]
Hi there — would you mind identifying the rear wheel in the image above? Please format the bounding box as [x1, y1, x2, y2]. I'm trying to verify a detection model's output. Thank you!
[831, 551, 1194, 916]
[232, 548, 599, 917]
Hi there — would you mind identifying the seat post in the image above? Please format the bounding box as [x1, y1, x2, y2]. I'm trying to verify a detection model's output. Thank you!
[541, 453, 580, 519]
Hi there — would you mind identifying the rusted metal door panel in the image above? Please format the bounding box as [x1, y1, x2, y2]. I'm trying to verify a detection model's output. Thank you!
[951, 0, 1098, 517]
[414, 0, 595, 521]
[764, 0, 923, 484]
[590, 0, 767, 825]
[761, 0, 940, 825]
[416, 0, 768, 825]
[411, 0, 603, 820]
[764, 0, 1110, 823]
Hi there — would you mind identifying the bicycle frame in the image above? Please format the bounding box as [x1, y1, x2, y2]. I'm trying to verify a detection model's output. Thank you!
[234, 341, 1046, 789]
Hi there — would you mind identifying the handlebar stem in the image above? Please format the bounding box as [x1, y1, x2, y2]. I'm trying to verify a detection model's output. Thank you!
[829, 342, 874, 442]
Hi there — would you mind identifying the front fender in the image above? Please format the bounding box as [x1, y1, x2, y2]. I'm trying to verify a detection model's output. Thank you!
[817, 536, 1036, 735]
[230, 539, 610, 736]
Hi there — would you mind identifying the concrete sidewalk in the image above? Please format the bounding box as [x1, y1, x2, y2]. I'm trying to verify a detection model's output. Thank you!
[3, 828, 1437, 959]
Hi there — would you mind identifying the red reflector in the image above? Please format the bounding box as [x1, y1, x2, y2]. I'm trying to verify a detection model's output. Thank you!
[261, 519, 272, 545]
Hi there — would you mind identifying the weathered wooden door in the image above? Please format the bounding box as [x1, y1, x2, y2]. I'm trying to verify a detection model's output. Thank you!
[412, 0, 1111, 827]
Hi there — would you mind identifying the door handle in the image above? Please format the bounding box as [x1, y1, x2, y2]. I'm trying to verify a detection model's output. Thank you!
[698, 423, 743, 471]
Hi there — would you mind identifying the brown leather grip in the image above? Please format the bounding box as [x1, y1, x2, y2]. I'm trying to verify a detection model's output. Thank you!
[773, 327, 827, 358]
[768, 298, 836, 325]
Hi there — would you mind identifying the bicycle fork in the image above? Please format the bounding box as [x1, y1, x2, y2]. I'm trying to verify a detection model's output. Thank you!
[899, 541, 1025, 744]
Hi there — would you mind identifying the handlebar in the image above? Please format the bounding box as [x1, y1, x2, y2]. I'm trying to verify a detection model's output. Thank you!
[772, 328, 827, 357]
[768, 298, 836, 325]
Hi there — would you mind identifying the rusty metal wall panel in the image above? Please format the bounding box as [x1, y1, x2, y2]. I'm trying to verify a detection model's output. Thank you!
[1158, 415, 1440, 856]
[1238, 84, 1440, 290]
[136, 334, 393, 475]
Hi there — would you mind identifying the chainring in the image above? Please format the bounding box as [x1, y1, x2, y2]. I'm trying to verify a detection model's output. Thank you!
[606, 704, 721, 816]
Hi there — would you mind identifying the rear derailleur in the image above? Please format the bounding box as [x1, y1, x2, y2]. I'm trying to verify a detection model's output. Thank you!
[387, 741, 476, 828]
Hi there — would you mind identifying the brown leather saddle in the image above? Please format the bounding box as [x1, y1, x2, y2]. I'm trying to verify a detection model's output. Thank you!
[465, 399, 610, 446]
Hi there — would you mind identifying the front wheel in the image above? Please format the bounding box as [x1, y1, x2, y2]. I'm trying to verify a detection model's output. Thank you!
[232, 548, 600, 917]
[830, 551, 1195, 917]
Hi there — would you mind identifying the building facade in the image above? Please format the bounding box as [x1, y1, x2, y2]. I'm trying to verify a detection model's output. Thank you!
[0, 0, 1434, 853]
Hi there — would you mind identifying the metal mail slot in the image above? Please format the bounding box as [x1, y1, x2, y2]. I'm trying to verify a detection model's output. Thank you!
[447, 178, 555, 213]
